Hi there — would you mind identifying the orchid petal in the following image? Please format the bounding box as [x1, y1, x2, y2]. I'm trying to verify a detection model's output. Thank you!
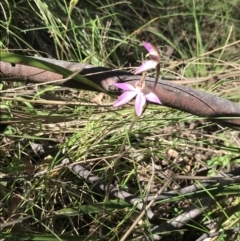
[135, 93, 146, 116]
[113, 91, 137, 107]
[113, 82, 135, 91]
[143, 41, 160, 62]
[135, 60, 158, 74]
[145, 92, 162, 104]
[143, 41, 155, 53]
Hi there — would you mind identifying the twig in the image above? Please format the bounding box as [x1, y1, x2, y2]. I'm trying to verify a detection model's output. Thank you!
[148, 167, 240, 202]
[0, 216, 31, 230]
[69, 162, 154, 219]
[151, 196, 217, 239]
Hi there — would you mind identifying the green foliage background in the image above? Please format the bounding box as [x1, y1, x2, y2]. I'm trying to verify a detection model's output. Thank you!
[0, 1, 240, 241]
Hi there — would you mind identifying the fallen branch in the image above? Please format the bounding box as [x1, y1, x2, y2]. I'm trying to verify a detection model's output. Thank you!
[1, 56, 240, 129]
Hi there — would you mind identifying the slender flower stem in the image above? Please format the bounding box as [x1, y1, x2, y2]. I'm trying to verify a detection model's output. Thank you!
[154, 63, 160, 92]
[139, 71, 147, 86]
[106, 98, 150, 201]
[105, 112, 139, 201]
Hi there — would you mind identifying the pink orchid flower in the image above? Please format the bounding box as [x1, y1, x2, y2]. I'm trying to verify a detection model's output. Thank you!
[135, 41, 160, 74]
[113, 81, 161, 116]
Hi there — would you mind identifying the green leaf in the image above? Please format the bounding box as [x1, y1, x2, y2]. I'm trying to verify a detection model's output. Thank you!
[0, 52, 105, 93]
[0, 233, 101, 241]
[53, 199, 132, 216]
